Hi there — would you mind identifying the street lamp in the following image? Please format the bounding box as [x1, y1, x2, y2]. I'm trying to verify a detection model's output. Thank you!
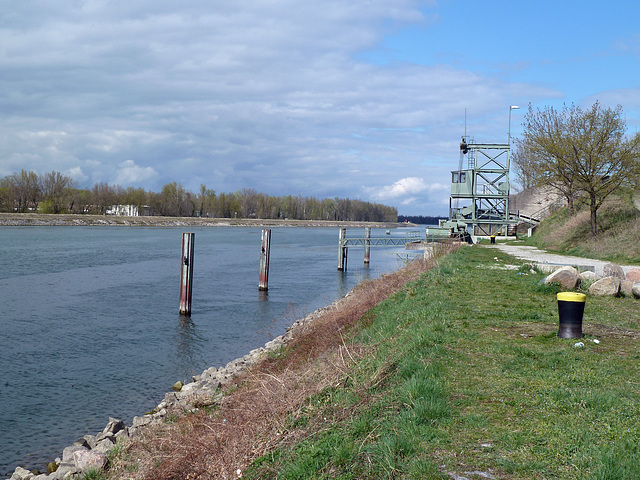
[508, 105, 520, 145]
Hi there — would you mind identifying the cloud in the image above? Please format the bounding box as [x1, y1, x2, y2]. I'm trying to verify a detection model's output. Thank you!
[0, 1, 563, 215]
[114, 160, 159, 186]
[373, 177, 429, 200]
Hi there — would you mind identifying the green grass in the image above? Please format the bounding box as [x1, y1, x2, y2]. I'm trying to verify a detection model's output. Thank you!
[526, 191, 640, 263]
[244, 245, 640, 479]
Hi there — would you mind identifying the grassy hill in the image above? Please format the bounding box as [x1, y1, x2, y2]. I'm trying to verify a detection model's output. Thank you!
[525, 189, 640, 264]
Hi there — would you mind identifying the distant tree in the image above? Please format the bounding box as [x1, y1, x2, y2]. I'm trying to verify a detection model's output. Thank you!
[519, 102, 640, 234]
[0, 176, 15, 212]
[92, 182, 117, 214]
[6, 170, 42, 212]
[157, 182, 193, 217]
[41, 171, 75, 213]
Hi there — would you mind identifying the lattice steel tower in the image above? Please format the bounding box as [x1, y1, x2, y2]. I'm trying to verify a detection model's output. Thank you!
[449, 139, 511, 236]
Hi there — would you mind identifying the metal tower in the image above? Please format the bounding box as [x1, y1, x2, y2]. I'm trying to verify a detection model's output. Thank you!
[449, 138, 511, 237]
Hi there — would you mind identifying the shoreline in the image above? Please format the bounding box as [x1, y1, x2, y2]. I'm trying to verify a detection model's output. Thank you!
[4, 287, 356, 480]
[0, 213, 403, 229]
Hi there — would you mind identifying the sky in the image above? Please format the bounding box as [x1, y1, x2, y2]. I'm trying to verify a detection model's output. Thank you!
[1, 0, 639, 216]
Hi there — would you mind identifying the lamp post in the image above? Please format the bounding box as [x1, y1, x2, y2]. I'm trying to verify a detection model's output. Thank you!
[508, 105, 520, 145]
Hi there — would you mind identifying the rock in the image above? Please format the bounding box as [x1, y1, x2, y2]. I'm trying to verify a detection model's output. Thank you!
[626, 268, 640, 283]
[632, 283, 640, 299]
[95, 431, 115, 443]
[73, 449, 108, 472]
[50, 463, 76, 480]
[103, 417, 125, 435]
[603, 263, 625, 280]
[93, 438, 116, 455]
[544, 266, 581, 289]
[62, 445, 88, 464]
[172, 380, 183, 391]
[621, 279, 635, 296]
[132, 415, 153, 428]
[82, 434, 97, 449]
[10, 466, 33, 480]
[47, 461, 59, 473]
[74, 436, 92, 449]
[588, 277, 621, 296]
[579, 270, 601, 283]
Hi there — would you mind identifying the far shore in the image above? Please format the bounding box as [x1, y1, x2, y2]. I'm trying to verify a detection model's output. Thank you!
[0, 213, 406, 229]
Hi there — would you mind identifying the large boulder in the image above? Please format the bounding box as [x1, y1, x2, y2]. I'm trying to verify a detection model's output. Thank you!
[544, 266, 581, 290]
[73, 449, 109, 472]
[626, 268, 640, 283]
[589, 277, 621, 297]
[632, 283, 640, 300]
[603, 263, 625, 280]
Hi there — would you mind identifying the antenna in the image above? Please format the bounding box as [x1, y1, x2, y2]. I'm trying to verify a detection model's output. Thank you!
[464, 108, 467, 139]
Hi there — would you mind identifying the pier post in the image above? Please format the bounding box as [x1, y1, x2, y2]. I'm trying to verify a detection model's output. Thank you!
[338, 228, 347, 271]
[259, 228, 271, 291]
[364, 227, 371, 264]
[179, 232, 195, 316]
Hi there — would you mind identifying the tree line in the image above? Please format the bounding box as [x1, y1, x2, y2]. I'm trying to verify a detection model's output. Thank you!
[512, 101, 640, 235]
[0, 172, 398, 222]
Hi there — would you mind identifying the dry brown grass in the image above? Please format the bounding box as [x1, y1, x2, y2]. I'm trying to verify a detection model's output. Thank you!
[106, 243, 460, 480]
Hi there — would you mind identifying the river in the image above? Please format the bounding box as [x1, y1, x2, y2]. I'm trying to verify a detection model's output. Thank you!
[0, 226, 416, 475]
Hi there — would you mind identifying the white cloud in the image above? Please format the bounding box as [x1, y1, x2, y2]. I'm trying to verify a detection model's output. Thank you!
[66, 166, 87, 183]
[114, 160, 159, 186]
[0, 0, 563, 215]
[373, 177, 428, 201]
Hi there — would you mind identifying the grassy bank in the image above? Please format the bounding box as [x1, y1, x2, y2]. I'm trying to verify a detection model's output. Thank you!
[525, 192, 640, 264]
[100, 243, 640, 480]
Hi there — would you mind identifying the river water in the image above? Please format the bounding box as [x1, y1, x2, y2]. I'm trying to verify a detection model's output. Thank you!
[0, 226, 415, 475]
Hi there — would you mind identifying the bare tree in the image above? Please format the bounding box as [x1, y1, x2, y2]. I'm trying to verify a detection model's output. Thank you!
[520, 102, 640, 234]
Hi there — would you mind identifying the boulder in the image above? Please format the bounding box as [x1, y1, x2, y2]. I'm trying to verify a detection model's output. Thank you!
[10, 466, 33, 480]
[93, 438, 116, 455]
[50, 463, 76, 480]
[62, 445, 87, 464]
[103, 417, 125, 436]
[632, 283, 640, 299]
[621, 280, 635, 297]
[544, 266, 581, 289]
[626, 268, 640, 283]
[588, 277, 621, 297]
[579, 270, 601, 283]
[73, 449, 109, 472]
[132, 415, 153, 428]
[82, 434, 97, 449]
[603, 263, 625, 280]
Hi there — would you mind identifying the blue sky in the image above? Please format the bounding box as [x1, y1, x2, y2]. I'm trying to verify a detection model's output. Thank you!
[1, 0, 639, 216]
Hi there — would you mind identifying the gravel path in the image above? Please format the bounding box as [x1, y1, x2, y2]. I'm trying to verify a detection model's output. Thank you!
[486, 243, 639, 276]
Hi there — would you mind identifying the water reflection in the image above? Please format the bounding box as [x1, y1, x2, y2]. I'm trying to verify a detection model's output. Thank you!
[174, 316, 206, 381]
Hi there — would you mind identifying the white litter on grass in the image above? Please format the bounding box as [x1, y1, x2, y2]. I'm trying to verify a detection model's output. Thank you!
[593, 339, 600, 344]
[574, 342, 585, 348]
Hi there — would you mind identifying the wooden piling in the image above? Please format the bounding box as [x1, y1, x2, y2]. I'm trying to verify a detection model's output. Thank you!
[364, 227, 371, 264]
[338, 228, 347, 271]
[179, 232, 195, 316]
[259, 228, 271, 291]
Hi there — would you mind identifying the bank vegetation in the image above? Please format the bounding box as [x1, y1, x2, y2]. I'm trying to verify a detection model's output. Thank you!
[93, 210, 640, 479]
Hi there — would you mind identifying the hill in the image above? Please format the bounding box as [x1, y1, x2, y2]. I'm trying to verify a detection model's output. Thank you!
[525, 189, 640, 264]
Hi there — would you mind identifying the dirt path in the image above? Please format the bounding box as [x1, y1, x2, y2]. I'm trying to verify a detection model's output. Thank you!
[486, 243, 639, 276]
